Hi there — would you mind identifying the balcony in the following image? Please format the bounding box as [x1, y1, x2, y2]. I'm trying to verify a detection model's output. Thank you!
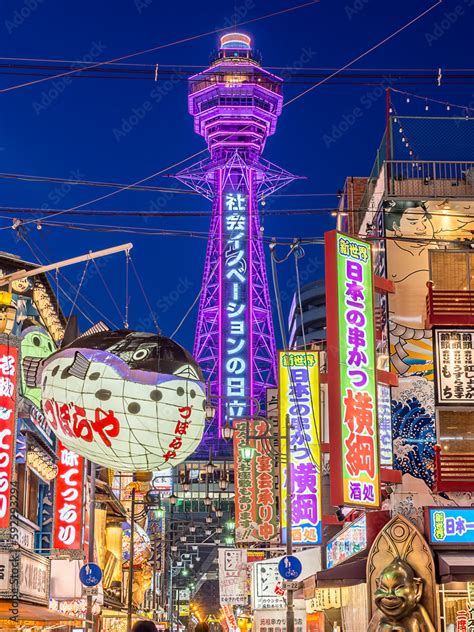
[434, 445, 474, 492]
[385, 160, 474, 198]
[425, 281, 474, 327]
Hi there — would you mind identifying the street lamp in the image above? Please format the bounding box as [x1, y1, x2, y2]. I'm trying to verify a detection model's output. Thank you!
[222, 421, 234, 441]
[206, 514, 213, 524]
[169, 493, 178, 506]
[241, 444, 255, 462]
[206, 447, 215, 474]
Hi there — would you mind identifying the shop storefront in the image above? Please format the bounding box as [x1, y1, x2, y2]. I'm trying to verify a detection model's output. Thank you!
[425, 507, 474, 631]
[0, 549, 84, 629]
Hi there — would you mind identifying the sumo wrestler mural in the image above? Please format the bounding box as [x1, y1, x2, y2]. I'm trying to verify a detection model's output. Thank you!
[385, 200, 474, 498]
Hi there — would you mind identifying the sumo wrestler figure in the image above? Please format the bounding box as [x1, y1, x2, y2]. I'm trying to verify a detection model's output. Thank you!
[369, 558, 435, 631]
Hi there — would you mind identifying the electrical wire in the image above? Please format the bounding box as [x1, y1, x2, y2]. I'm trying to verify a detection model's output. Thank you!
[129, 254, 160, 332]
[0, 0, 319, 94]
[6, 148, 210, 230]
[284, 0, 443, 107]
[23, 236, 121, 328]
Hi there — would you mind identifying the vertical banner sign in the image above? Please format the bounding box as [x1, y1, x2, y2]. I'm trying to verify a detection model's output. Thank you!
[53, 441, 84, 551]
[234, 418, 278, 543]
[325, 231, 380, 507]
[218, 548, 248, 606]
[0, 342, 18, 529]
[223, 190, 249, 428]
[279, 351, 322, 545]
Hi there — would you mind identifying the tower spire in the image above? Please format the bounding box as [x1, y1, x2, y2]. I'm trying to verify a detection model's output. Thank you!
[176, 33, 297, 453]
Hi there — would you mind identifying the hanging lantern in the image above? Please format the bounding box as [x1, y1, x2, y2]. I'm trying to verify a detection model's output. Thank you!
[20, 325, 56, 411]
[24, 328, 207, 471]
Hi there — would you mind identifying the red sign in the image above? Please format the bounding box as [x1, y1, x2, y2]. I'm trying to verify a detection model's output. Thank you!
[0, 343, 18, 529]
[233, 418, 278, 544]
[53, 441, 84, 550]
[457, 610, 468, 632]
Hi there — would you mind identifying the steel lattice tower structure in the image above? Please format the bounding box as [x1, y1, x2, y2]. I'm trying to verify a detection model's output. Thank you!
[176, 33, 297, 448]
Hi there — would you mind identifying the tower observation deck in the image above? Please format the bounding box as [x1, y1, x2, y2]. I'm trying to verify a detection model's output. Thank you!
[176, 33, 297, 453]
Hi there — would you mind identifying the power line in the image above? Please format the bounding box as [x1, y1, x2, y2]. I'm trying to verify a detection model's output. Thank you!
[0, 0, 319, 94]
[285, 0, 443, 107]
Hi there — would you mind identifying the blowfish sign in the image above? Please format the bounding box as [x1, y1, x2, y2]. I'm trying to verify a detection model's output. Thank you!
[0, 341, 18, 529]
[53, 441, 84, 551]
[24, 329, 206, 471]
[279, 350, 322, 545]
[325, 231, 380, 507]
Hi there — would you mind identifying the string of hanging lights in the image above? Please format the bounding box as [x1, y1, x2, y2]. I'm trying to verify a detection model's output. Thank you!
[391, 88, 474, 117]
[389, 102, 417, 158]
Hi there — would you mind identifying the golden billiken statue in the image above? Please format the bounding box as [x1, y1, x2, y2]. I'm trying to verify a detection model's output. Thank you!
[369, 559, 435, 632]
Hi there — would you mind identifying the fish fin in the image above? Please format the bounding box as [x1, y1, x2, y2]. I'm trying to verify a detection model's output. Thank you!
[23, 356, 42, 388]
[173, 365, 200, 380]
[67, 352, 91, 380]
[75, 321, 110, 340]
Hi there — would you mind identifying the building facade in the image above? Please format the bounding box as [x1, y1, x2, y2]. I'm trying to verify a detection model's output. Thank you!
[305, 116, 474, 631]
[288, 279, 326, 349]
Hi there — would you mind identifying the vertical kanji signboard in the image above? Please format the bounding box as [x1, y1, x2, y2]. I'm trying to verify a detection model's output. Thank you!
[279, 350, 322, 545]
[325, 231, 380, 508]
[234, 418, 278, 544]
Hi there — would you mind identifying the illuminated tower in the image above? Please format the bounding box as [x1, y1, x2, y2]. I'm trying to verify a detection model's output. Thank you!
[176, 33, 296, 445]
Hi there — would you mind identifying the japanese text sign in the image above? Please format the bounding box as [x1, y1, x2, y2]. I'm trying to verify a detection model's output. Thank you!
[234, 418, 278, 544]
[434, 329, 474, 404]
[218, 548, 248, 606]
[325, 231, 380, 507]
[0, 342, 18, 529]
[53, 441, 84, 551]
[251, 560, 286, 610]
[426, 508, 474, 546]
[223, 190, 249, 427]
[279, 351, 322, 545]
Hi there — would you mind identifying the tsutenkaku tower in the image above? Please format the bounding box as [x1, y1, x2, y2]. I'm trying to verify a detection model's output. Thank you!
[176, 33, 296, 446]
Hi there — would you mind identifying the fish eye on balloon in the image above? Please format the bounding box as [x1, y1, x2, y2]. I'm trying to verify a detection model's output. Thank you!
[132, 348, 151, 361]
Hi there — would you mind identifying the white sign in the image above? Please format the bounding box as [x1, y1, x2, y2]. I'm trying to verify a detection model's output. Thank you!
[435, 329, 474, 404]
[15, 522, 35, 550]
[218, 548, 247, 606]
[252, 560, 286, 610]
[0, 549, 50, 604]
[253, 606, 306, 632]
[306, 588, 341, 612]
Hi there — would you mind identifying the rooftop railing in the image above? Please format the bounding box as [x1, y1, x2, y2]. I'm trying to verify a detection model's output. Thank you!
[385, 160, 474, 198]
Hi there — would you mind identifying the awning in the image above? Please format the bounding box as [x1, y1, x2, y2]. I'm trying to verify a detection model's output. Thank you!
[315, 557, 367, 587]
[0, 600, 87, 626]
[437, 552, 474, 583]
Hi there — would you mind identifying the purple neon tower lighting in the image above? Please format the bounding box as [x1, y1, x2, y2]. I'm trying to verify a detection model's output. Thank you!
[176, 33, 297, 449]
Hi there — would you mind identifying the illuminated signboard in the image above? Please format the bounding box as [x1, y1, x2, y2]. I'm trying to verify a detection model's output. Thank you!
[234, 418, 278, 544]
[223, 191, 250, 427]
[0, 341, 18, 530]
[53, 441, 84, 551]
[279, 350, 322, 546]
[377, 384, 393, 467]
[326, 515, 367, 569]
[426, 507, 474, 546]
[325, 231, 380, 507]
[434, 329, 474, 405]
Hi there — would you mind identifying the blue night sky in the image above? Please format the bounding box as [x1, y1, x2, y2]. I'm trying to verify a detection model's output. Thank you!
[1, 0, 472, 351]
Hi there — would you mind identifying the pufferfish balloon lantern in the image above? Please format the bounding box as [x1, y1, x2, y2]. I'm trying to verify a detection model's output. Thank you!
[23, 326, 207, 471]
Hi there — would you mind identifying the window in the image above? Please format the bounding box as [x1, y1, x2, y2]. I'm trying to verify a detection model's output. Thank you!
[438, 409, 474, 453]
[430, 251, 474, 290]
[16, 462, 40, 525]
